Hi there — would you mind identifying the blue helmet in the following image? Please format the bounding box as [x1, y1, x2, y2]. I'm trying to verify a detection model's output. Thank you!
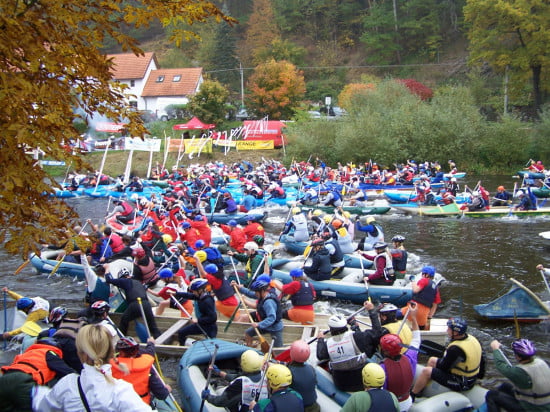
[194, 215, 204, 221]
[250, 279, 269, 291]
[421, 266, 436, 277]
[290, 268, 303, 278]
[204, 264, 219, 274]
[447, 317, 467, 334]
[16, 297, 34, 310]
[228, 219, 238, 227]
[195, 239, 206, 249]
[512, 339, 536, 358]
[158, 268, 174, 279]
[181, 221, 191, 229]
[256, 274, 272, 284]
[189, 278, 208, 291]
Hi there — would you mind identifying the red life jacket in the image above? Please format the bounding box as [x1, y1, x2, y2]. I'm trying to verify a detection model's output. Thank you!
[1, 343, 64, 385]
[383, 356, 413, 401]
[111, 354, 155, 405]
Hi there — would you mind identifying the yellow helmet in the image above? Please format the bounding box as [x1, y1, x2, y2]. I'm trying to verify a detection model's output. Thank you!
[292, 207, 301, 215]
[366, 216, 376, 224]
[323, 215, 332, 224]
[362, 363, 386, 388]
[266, 364, 292, 390]
[342, 211, 351, 219]
[194, 250, 207, 262]
[240, 350, 263, 373]
[312, 209, 324, 217]
[161, 234, 173, 244]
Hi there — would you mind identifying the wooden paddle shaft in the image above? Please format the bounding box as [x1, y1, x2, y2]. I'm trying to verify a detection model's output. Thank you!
[232, 285, 268, 346]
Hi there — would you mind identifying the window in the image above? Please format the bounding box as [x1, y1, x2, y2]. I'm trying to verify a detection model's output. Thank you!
[173, 75, 181, 82]
[130, 80, 135, 87]
[156, 75, 165, 83]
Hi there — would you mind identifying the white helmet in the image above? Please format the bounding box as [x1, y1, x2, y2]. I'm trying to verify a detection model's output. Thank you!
[328, 315, 347, 329]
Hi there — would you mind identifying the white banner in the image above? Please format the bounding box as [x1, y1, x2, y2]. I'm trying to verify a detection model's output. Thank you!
[124, 137, 161, 152]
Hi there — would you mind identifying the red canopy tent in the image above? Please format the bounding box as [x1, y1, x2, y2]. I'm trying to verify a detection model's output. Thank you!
[172, 117, 215, 130]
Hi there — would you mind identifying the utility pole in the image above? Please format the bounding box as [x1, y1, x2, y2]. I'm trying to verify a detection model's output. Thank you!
[240, 61, 245, 109]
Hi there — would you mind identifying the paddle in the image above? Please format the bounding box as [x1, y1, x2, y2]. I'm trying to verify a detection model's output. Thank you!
[137, 297, 164, 378]
[233, 284, 270, 353]
[540, 269, 550, 296]
[48, 255, 65, 279]
[224, 302, 242, 332]
[513, 309, 520, 339]
[275, 305, 367, 363]
[419, 339, 446, 357]
[199, 343, 220, 412]
[255, 340, 275, 402]
[14, 259, 31, 276]
[20, 321, 43, 336]
[152, 365, 183, 412]
[275, 207, 294, 247]
[3, 290, 7, 350]
[397, 307, 411, 335]
[169, 295, 210, 338]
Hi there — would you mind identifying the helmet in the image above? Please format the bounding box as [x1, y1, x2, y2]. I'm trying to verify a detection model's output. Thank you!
[91, 300, 110, 314]
[204, 263, 219, 274]
[362, 363, 386, 388]
[311, 238, 324, 247]
[244, 242, 258, 252]
[451, 177, 457, 182]
[253, 235, 264, 246]
[266, 364, 292, 390]
[290, 340, 311, 363]
[162, 234, 173, 244]
[292, 207, 301, 215]
[312, 209, 324, 217]
[421, 266, 436, 277]
[472, 191, 480, 196]
[48, 306, 68, 324]
[447, 317, 467, 334]
[512, 339, 536, 358]
[379, 303, 399, 313]
[323, 215, 332, 224]
[194, 250, 207, 262]
[240, 350, 263, 373]
[380, 334, 402, 357]
[256, 274, 272, 284]
[332, 219, 343, 229]
[391, 235, 405, 243]
[194, 215, 204, 221]
[228, 219, 238, 227]
[366, 216, 376, 224]
[189, 278, 208, 291]
[373, 241, 387, 250]
[116, 336, 139, 356]
[223, 192, 231, 198]
[497, 186, 505, 192]
[328, 315, 347, 329]
[118, 267, 131, 278]
[132, 248, 146, 259]
[289, 268, 303, 278]
[342, 211, 351, 219]
[251, 279, 269, 291]
[158, 268, 174, 279]
[16, 297, 34, 311]
[181, 221, 191, 229]
[195, 239, 206, 249]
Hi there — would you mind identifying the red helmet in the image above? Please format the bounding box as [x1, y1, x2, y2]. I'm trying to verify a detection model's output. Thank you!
[132, 248, 146, 259]
[380, 333, 402, 357]
[289, 340, 311, 363]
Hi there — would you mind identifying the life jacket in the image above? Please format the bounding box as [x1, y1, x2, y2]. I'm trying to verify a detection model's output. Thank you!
[288, 363, 317, 407]
[257, 294, 282, 324]
[121, 201, 133, 216]
[30, 296, 50, 315]
[136, 258, 158, 286]
[391, 249, 408, 272]
[109, 234, 125, 253]
[291, 213, 309, 242]
[290, 280, 315, 306]
[327, 331, 367, 371]
[54, 318, 88, 340]
[383, 356, 414, 401]
[335, 227, 355, 254]
[374, 253, 395, 282]
[212, 276, 234, 301]
[514, 358, 550, 405]
[1, 343, 63, 385]
[86, 277, 111, 304]
[325, 238, 344, 265]
[238, 374, 269, 409]
[367, 388, 398, 412]
[383, 322, 413, 352]
[270, 388, 304, 411]
[362, 223, 384, 249]
[412, 278, 437, 307]
[447, 335, 482, 377]
[111, 354, 155, 404]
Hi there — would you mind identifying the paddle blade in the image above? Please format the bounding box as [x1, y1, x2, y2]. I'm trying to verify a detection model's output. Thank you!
[275, 348, 292, 363]
[14, 259, 30, 275]
[419, 339, 446, 357]
[135, 321, 149, 343]
[260, 337, 270, 354]
[21, 321, 42, 336]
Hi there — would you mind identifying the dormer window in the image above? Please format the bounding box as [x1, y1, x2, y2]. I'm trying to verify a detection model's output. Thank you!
[156, 75, 165, 83]
[173, 75, 181, 82]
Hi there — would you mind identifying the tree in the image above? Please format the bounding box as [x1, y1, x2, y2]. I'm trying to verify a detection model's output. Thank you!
[0, 0, 230, 257]
[464, 0, 550, 113]
[396, 79, 434, 100]
[246, 59, 306, 120]
[187, 80, 230, 125]
[245, 0, 281, 65]
[337, 83, 376, 112]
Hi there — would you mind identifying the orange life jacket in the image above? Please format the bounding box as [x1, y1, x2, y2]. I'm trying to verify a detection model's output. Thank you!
[110, 354, 155, 405]
[1, 343, 63, 385]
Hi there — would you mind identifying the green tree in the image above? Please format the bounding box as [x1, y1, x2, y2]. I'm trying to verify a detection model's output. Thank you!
[464, 0, 550, 113]
[187, 80, 230, 125]
[0, 0, 230, 257]
[245, 0, 281, 65]
[246, 60, 305, 120]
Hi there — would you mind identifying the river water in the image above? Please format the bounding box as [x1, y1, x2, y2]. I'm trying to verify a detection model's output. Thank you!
[1, 175, 549, 393]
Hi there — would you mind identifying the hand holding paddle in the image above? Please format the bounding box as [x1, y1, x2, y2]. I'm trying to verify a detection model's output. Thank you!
[232, 284, 270, 353]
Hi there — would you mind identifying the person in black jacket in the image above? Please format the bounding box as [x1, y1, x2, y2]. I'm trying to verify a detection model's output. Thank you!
[302, 238, 332, 281]
[106, 268, 161, 338]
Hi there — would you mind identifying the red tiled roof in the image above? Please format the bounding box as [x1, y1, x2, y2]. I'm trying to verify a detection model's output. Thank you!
[107, 52, 157, 80]
[141, 68, 202, 97]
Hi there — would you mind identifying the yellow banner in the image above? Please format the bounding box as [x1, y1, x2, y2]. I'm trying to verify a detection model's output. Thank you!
[236, 140, 275, 150]
[167, 138, 212, 154]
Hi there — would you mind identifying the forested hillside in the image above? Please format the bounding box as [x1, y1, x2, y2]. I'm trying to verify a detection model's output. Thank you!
[102, 0, 549, 120]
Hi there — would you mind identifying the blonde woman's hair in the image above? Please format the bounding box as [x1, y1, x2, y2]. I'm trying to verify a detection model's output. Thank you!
[76, 324, 115, 382]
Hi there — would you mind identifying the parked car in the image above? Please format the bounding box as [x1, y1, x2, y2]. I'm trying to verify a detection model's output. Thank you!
[137, 110, 157, 123]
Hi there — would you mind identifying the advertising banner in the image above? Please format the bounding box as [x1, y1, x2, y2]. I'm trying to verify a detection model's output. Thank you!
[236, 140, 275, 150]
[124, 137, 161, 152]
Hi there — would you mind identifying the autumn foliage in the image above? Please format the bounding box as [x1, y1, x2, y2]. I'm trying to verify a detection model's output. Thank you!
[396, 79, 434, 101]
[337, 83, 376, 112]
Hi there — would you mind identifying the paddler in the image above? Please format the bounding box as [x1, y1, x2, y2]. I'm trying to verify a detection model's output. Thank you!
[1, 288, 50, 344]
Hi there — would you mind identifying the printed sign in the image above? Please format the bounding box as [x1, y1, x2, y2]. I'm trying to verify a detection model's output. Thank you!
[236, 140, 275, 150]
[124, 137, 161, 152]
